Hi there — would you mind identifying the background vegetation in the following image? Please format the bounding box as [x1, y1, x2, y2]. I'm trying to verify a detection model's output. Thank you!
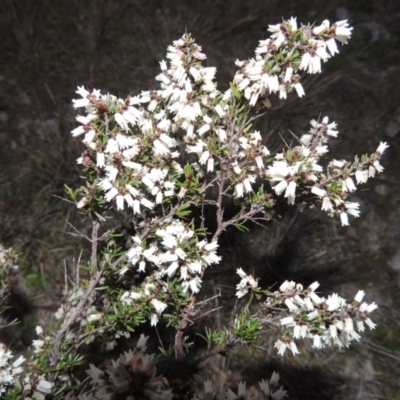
[0, 0, 399, 398]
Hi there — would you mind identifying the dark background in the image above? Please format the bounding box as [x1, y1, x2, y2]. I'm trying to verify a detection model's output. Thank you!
[0, 1, 399, 398]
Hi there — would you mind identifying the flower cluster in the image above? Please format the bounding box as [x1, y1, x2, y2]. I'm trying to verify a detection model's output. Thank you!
[121, 218, 220, 325]
[232, 19, 352, 106]
[0, 245, 18, 273]
[23, 374, 56, 400]
[263, 281, 378, 356]
[49, 16, 389, 400]
[0, 343, 25, 397]
[236, 268, 258, 298]
[266, 116, 388, 225]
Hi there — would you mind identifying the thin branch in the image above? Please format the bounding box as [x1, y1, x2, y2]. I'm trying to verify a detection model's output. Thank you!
[189, 336, 239, 366]
[50, 270, 103, 367]
[175, 296, 195, 360]
[75, 324, 112, 349]
[91, 220, 100, 272]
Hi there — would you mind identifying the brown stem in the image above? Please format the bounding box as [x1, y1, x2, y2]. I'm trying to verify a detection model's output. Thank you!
[50, 270, 102, 367]
[174, 296, 195, 360]
[91, 220, 100, 272]
[189, 339, 238, 366]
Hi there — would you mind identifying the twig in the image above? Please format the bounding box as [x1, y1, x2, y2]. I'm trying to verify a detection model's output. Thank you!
[175, 296, 195, 360]
[192, 306, 224, 322]
[91, 220, 100, 272]
[50, 270, 102, 367]
[189, 336, 239, 366]
[75, 324, 112, 348]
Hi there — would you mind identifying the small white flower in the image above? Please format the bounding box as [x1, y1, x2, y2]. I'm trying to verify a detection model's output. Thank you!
[340, 212, 349, 226]
[151, 299, 167, 315]
[313, 19, 330, 35]
[215, 104, 225, 118]
[326, 293, 345, 311]
[290, 341, 300, 355]
[294, 83, 305, 97]
[376, 142, 389, 154]
[334, 20, 353, 43]
[150, 313, 159, 326]
[354, 290, 365, 303]
[284, 67, 293, 82]
[137, 334, 149, 349]
[235, 182, 244, 198]
[312, 334, 323, 349]
[284, 181, 297, 204]
[36, 380, 54, 394]
[326, 38, 339, 55]
[355, 169, 368, 184]
[321, 196, 333, 212]
[35, 326, 43, 335]
[345, 317, 354, 333]
[311, 186, 326, 197]
[274, 339, 288, 356]
[87, 313, 103, 322]
[365, 318, 377, 330]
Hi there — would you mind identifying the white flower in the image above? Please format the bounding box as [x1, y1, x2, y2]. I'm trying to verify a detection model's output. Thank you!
[355, 170, 368, 184]
[115, 113, 129, 131]
[322, 197, 333, 212]
[235, 182, 244, 198]
[87, 313, 103, 322]
[151, 299, 168, 315]
[294, 83, 305, 97]
[280, 317, 294, 326]
[354, 290, 365, 303]
[279, 85, 287, 99]
[334, 20, 353, 43]
[325, 293, 345, 311]
[290, 341, 300, 355]
[236, 268, 247, 279]
[344, 202, 360, 217]
[273, 180, 287, 196]
[150, 313, 159, 326]
[299, 52, 311, 71]
[311, 186, 326, 197]
[36, 379, 54, 394]
[340, 212, 349, 226]
[326, 38, 339, 55]
[359, 302, 378, 313]
[309, 291, 322, 305]
[12, 355, 25, 369]
[342, 177, 356, 192]
[313, 19, 330, 35]
[365, 318, 377, 329]
[35, 326, 44, 335]
[105, 187, 119, 202]
[279, 280, 295, 292]
[284, 67, 293, 82]
[71, 125, 86, 137]
[274, 340, 288, 356]
[312, 334, 323, 349]
[344, 317, 354, 333]
[215, 104, 225, 118]
[284, 181, 297, 204]
[376, 142, 389, 154]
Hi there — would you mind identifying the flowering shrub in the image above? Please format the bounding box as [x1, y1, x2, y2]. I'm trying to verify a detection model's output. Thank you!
[0, 17, 387, 399]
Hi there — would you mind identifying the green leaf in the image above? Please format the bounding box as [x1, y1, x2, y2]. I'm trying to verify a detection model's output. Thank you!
[176, 204, 192, 217]
[230, 82, 242, 100]
[234, 219, 249, 232]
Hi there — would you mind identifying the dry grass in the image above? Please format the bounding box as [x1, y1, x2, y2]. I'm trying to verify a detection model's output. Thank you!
[0, 0, 400, 397]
